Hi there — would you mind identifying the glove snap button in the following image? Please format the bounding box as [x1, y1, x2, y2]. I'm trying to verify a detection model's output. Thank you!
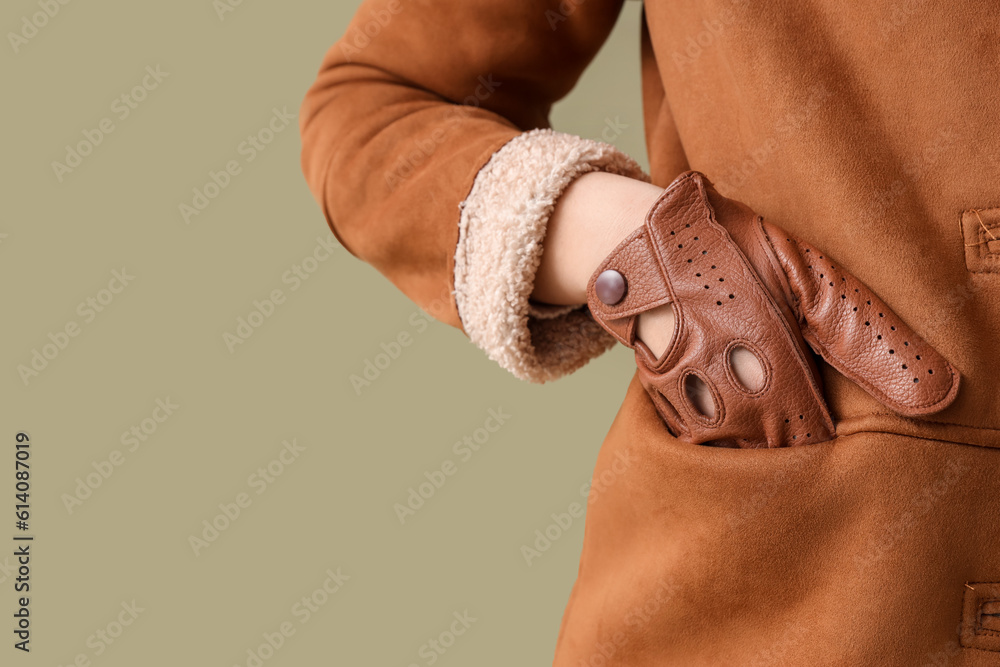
[595, 270, 626, 305]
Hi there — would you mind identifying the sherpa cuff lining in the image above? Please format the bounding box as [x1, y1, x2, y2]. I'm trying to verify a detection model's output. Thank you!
[454, 128, 650, 383]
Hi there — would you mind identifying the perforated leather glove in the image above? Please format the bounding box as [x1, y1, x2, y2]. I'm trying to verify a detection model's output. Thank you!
[585, 171, 960, 448]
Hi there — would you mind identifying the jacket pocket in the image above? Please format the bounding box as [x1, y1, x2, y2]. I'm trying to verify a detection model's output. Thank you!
[962, 582, 1000, 652]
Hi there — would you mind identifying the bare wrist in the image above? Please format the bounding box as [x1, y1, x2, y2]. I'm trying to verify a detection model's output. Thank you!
[533, 172, 664, 306]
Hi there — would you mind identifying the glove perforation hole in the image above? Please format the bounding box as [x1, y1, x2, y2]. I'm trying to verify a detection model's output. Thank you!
[916, 355, 921, 360]
[727, 344, 767, 394]
[928, 369, 934, 374]
[682, 372, 720, 423]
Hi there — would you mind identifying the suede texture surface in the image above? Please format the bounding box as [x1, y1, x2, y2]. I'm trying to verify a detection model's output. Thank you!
[300, 1, 1000, 663]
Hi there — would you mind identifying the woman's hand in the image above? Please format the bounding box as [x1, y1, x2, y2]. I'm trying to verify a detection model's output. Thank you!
[532, 171, 746, 418]
[532, 172, 753, 417]
[534, 170, 959, 447]
[532, 172, 680, 360]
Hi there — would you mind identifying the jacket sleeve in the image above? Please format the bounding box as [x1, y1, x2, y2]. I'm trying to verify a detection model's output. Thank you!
[299, 0, 648, 382]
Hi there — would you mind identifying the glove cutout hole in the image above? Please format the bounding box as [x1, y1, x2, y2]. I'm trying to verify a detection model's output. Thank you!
[635, 303, 676, 361]
[726, 342, 768, 395]
[681, 370, 722, 425]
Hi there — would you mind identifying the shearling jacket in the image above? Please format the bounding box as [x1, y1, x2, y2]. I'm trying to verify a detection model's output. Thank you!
[300, 1, 1000, 664]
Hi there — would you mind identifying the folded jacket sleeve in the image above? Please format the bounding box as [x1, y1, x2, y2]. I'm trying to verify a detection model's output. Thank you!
[299, 0, 648, 382]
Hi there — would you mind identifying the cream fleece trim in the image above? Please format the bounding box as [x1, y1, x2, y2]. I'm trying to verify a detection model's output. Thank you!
[454, 128, 650, 383]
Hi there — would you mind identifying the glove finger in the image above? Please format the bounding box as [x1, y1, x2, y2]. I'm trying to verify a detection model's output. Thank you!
[760, 221, 960, 416]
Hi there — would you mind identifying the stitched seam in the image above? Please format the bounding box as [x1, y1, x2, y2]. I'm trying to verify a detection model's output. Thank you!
[643, 179, 694, 373]
[702, 185, 833, 432]
[722, 338, 772, 397]
[979, 222, 1000, 261]
[854, 411, 1000, 433]
[768, 227, 955, 412]
[676, 368, 724, 427]
[836, 428, 1000, 453]
[802, 323, 954, 411]
[757, 220, 802, 321]
[752, 230, 836, 432]
[590, 227, 671, 321]
[963, 208, 1000, 273]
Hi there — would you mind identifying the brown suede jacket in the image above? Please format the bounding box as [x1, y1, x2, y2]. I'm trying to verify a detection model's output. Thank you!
[300, 1, 1000, 664]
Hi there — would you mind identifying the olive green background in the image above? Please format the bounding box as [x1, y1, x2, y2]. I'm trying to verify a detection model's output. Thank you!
[1, 1, 648, 664]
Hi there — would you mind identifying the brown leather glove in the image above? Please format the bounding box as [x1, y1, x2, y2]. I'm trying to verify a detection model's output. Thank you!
[585, 171, 960, 448]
